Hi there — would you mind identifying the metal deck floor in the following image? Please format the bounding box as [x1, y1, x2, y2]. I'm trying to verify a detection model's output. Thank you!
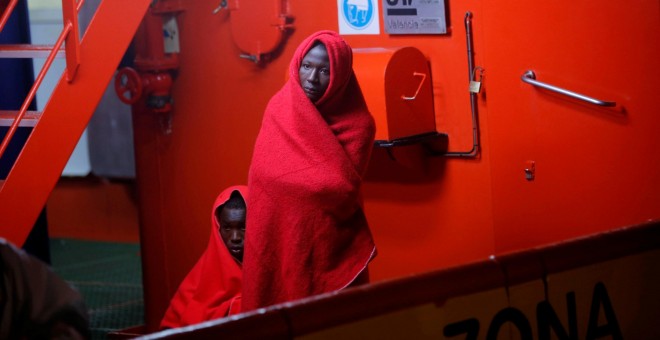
[50, 238, 144, 339]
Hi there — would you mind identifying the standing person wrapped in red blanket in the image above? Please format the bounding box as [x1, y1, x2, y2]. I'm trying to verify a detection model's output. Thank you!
[243, 30, 376, 310]
[160, 185, 248, 328]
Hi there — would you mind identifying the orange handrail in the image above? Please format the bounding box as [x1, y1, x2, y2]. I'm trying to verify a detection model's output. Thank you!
[0, 22, 72, 160]
[0, 0, 19, 33]
[0, 0, 81, 161]
[0, 44, 65, 58]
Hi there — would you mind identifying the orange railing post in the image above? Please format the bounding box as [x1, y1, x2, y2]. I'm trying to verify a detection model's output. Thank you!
[62, 0, 80, 81]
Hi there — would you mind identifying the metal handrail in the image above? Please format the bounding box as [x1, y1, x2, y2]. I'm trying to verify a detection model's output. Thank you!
[0, 44, 66, 58]
[0, 0, 82, 161]
[0, 0, 19, 33]
[521, 70, 616, 107]
[0, 22, 73, 160]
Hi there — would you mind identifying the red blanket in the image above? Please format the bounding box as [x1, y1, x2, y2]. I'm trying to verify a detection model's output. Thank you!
[243, 31, 376, 310]
[160, 186, 247, 328]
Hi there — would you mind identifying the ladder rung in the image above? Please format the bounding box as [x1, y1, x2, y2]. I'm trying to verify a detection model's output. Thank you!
[0, 44, 65, 59]
[0, 111, 42, 127]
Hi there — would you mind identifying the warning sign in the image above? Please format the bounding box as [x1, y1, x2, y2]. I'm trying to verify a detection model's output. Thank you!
[382, 0, 447, 35]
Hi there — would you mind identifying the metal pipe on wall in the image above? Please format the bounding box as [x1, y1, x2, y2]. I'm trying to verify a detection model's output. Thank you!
[434, 11, 481, 158]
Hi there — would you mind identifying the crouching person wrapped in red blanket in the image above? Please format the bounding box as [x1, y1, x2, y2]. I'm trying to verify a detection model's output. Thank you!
[160, 186, 248, 328]
[243, 30, 376, 310]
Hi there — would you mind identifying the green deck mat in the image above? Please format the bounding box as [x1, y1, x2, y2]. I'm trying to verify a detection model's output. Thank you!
[50, 238, 144, 339]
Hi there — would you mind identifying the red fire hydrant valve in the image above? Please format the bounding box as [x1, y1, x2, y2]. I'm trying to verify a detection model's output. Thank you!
[142, 72, 174, 113]
[115, 67, 174, 113]
[115, 67, 143, 105]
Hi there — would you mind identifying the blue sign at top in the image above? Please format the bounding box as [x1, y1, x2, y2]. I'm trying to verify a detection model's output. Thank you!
[341, 0, 375, 30]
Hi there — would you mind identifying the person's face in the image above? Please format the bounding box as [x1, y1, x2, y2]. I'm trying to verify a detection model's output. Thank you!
[299, 43, 330, 103]
[218, 206, 246, 263]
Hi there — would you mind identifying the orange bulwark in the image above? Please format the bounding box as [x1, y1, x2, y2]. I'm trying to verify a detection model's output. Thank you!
[138, 221, 660, 339]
